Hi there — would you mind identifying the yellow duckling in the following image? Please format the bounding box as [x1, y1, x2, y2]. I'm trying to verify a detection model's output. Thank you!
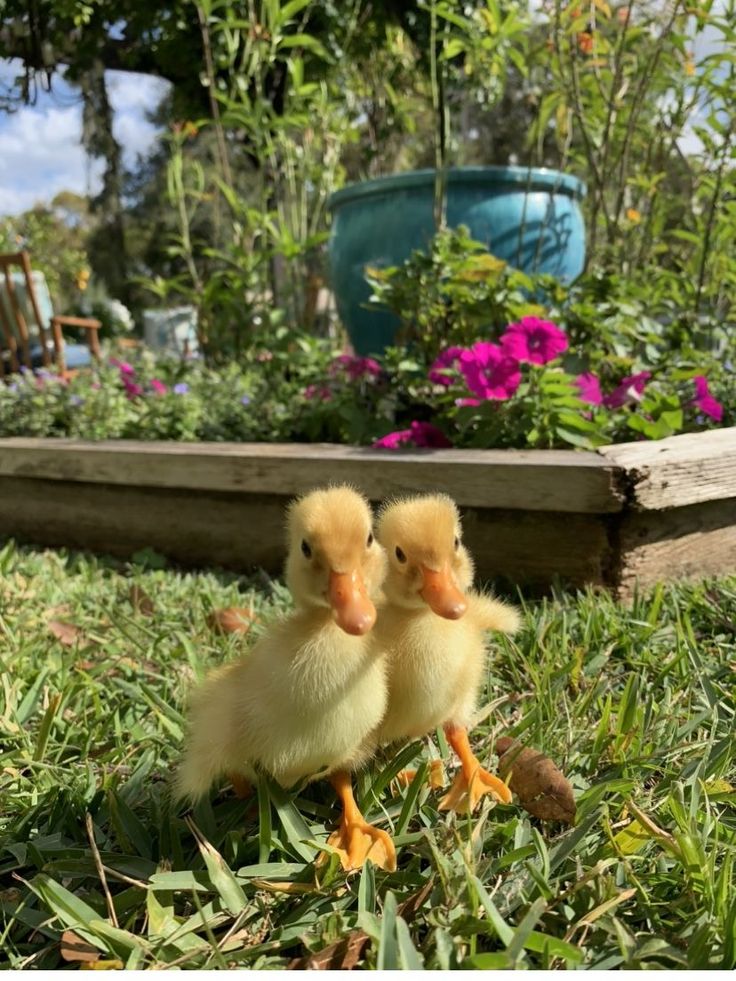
[374, 494, 520, 814]
[175, 485, 396, 872]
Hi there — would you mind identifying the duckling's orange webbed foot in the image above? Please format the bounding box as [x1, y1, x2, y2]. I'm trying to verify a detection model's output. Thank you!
[327, 818, 396, 872]
[326, 770, 397, 872]
[438, 724, 511, 814]
[393, 760, 446, 793]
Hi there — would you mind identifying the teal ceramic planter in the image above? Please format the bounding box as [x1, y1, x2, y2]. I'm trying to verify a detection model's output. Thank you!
[327, 166, 587, 355]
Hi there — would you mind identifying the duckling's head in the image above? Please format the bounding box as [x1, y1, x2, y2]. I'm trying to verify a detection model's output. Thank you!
[376, 494, 473, 618]
[285, 485, 386, 635]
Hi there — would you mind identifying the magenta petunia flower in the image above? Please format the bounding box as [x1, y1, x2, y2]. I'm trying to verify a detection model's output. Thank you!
[500, 317, 569, 365]
[110, 358, 135, 376]
[331, 354, 382, 381]
[459, 341, 521, 401]
[303, 384, 332, 402]
[455, 397, 481, 407]
[373, 420, 452, 450]
[429, 346, 464, 386]
[692, 375, 723, 422]
[150, 379, 168, 395]
[122, 377, 143, 399]
[602, 371, 651, 409]
[575, 372, 603, 406]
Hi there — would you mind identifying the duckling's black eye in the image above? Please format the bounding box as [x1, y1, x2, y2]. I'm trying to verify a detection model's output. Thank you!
[301, 540, 312, 559]
[454, 536, 460, 550]
[395, 546, 407, 564]
[367, 532, 374, 548]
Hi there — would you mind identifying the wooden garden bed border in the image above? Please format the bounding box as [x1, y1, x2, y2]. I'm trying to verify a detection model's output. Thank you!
[0, 429, 734, 595]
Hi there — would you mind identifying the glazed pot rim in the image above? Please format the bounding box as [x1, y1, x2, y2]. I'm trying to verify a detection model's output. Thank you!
[328, 165, 587, 209]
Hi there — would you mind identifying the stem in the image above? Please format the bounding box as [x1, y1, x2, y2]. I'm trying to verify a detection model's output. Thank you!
[430, 0, 448, 231]
[196, 2, 234, 189]
[695, 101, 734, 313]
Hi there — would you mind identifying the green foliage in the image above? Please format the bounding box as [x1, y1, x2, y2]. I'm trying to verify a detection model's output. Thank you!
[366, 226, 543, 358]
[0, 200, 91, 312]
[0, 541, 735, 968]
[530, 0, 736, 318]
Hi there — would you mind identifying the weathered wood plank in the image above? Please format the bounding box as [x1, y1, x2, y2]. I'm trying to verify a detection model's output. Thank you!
[0, 478, 288, 573]
[0, 477, 612, 589]
[600, 427, 736, 511]
[615, 497, 736, 598]
[0, 437, 625, 514]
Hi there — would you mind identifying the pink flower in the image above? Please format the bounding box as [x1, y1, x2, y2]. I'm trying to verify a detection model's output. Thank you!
[691, 375, 723, 422]
[110, 358, 135, 376]
[150, 379, 168, 395]
[122, 377, 143, 399]
[603, 371, 651, 409]
[455, 397, 481, 407]
[304, 384, 332, 402]
[330, 354, 382, 381]
[429, 346, 464, 386]
[575, 373, 603, 406]
[501, 317, 568, 365]
[373, 421, 452, 450]
[459, 342, 521, 401]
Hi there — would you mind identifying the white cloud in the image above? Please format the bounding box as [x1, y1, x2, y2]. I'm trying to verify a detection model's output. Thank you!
[0, 62, 169, 216]
[0, 102, 104, 213]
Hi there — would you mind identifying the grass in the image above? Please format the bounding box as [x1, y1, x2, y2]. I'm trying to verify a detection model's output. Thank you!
[0, 538, 735, 969]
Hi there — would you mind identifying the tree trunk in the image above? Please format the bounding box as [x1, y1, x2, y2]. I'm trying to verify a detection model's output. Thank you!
[79, 59, 130, 305]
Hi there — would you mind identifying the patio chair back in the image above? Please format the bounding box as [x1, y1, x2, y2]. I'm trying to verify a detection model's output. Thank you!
[0, 251, 55, 377]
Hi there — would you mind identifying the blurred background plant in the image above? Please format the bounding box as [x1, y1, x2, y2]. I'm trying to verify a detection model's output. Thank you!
[1, 0, 734, 413]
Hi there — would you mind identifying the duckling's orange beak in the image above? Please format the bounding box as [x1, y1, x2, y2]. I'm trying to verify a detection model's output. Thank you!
[420, 565, 467, 620]
[328, 570, 376, 636]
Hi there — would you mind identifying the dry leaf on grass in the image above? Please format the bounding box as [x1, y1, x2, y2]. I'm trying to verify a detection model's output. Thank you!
[60, 930, 100, 963]
[287, 878, 433, 970]
[47, 619, 85, 647]
[129, 584, 155, 616]
[496, 736, 576, 825]
[208, 607, 260, 634]
[289, 930, 370, 971]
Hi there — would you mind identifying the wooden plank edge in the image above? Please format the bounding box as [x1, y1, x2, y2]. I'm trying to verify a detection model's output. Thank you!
[599, 427, 736, 512]
[0, 437, 627, 514]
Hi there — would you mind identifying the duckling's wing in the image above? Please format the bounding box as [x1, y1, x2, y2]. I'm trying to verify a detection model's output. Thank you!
[467, 592, 521, 635]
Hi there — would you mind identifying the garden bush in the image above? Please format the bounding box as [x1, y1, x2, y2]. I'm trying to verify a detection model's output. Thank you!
[1, 231, 732, 451]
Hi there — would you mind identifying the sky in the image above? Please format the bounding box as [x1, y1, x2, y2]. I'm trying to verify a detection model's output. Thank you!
[0, 61, 169, 215]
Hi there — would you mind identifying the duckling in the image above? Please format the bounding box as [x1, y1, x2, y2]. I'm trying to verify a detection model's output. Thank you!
[374, 494, 520, 814]
[175, 485, 396, 872]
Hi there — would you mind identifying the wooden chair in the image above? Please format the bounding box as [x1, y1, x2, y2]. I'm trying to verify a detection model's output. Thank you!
[0, 251, 102, 378]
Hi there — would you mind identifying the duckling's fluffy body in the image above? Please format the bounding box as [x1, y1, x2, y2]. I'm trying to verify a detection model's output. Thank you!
[374, 494, 519, 747]
[176, 486, 387, 800]
[177, 613, 386, 795]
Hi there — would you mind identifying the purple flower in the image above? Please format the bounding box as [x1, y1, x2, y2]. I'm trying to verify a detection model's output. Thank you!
[69, 395, 85, 407]
[500, 317, 569, 366]
[173, 382, 190, 395]
[602, 371, 651, 409]
[330, 354, 382, 381]
[373, 421, 452, 450]
[240, 394, 251, 406]
[459, 342, 521, 401]
[575, 373, 603, 406]
[429, 346, 464, 386]
[691, 375, 723, 422]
